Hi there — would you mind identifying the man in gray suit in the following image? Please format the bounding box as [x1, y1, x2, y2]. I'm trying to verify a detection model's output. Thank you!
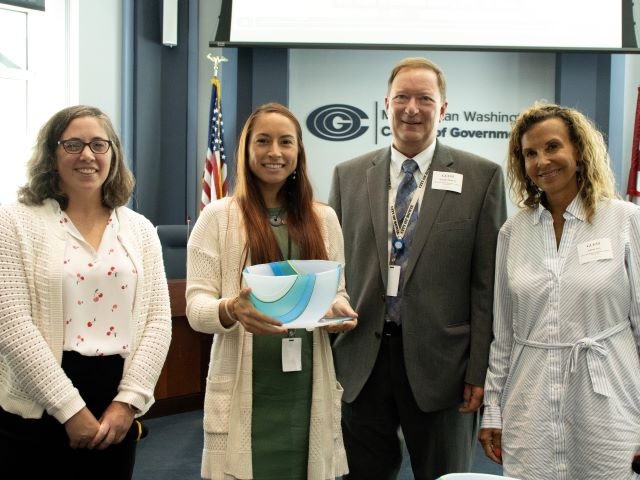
[328, 57, 507, 479]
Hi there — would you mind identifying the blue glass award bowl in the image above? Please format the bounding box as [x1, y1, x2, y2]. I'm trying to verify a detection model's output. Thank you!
[242, 260, 342, 327]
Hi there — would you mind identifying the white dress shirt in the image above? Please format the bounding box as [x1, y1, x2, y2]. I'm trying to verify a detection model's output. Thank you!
[387, 142, 435, 256]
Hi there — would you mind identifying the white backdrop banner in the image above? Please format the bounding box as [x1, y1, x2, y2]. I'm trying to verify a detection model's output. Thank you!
[289, 49, 556, 213]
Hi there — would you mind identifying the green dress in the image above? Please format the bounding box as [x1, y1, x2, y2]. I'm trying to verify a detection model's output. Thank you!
[251, 213, 313, 479]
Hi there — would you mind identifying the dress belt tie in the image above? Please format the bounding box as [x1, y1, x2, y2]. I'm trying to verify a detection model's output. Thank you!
[513, 320, 628, 401]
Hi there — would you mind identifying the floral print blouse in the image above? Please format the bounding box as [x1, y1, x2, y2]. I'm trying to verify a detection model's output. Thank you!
[59, 208, 137, 357]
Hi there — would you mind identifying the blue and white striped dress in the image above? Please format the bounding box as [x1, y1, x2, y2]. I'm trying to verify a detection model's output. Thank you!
[482, 196, 640, 480]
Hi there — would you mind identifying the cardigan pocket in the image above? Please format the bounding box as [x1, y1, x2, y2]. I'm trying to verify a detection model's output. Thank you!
[332, 381, 344, 439]
[203, 376, 233, 433]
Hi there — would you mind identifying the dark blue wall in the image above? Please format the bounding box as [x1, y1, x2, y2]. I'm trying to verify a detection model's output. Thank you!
[555, 53, 611, 134]
[127, 0, 195, 226]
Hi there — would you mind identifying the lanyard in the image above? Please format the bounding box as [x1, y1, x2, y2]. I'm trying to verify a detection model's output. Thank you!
[390, 168, 429, 241]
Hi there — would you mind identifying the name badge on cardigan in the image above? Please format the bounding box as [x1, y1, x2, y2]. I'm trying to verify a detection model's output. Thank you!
[282, 337, 302, 372]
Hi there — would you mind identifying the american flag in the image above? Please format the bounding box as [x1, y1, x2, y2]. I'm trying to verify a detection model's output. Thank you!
[626, 86, 640, 204]
[201, 77, 227, 210]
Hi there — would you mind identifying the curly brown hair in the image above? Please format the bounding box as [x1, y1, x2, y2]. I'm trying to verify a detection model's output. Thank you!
[18, 105, 135, 209]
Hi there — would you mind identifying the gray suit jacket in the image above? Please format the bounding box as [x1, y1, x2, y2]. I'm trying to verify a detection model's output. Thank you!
[328, 141, 507, 412]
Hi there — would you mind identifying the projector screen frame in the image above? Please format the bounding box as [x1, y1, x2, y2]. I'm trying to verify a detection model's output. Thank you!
[211, 0, 640, 53]
[209, 41, 640, 55]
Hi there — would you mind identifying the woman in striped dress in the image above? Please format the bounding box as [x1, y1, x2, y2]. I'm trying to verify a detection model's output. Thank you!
[480, 102, 640, 479]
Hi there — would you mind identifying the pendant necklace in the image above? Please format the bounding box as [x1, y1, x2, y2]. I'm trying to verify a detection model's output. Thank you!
[267, 207, 286, 227]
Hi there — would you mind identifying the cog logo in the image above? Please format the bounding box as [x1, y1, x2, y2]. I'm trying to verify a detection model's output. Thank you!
[306, 104, 369, 141]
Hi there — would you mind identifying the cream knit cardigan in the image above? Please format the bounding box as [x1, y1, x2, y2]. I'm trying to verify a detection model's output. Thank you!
[0, 199, 171, 423]
[186, 197, 349, 480]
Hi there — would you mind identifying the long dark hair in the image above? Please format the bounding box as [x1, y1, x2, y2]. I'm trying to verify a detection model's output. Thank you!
[233, 103, 328, 265]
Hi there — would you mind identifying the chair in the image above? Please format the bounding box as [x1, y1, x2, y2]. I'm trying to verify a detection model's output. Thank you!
[156, 224, 190, 279]
[436, 474, 521, 480]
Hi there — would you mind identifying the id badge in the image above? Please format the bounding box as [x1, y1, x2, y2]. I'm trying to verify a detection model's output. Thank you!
[282, 337, 302, 372]
[387, 264, 401, 296]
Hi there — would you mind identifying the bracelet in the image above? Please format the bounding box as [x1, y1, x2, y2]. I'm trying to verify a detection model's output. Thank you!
[224, 298, 238, 323]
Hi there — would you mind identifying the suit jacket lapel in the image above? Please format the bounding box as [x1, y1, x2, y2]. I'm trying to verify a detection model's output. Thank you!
[404, 142, 453, 285]
[366, 149, 392, 290]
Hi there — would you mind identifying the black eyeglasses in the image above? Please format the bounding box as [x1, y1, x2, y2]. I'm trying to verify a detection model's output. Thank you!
[57, 139, 112, 154]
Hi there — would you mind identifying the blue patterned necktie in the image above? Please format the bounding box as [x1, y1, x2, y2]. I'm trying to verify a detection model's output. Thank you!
[386, 159, 419, 325]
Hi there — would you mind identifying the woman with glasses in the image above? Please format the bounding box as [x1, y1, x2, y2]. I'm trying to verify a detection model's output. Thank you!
[0, 105, 171, 478]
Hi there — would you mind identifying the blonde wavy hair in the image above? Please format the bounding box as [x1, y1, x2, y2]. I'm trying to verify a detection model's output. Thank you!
[507, 102, 617, 222]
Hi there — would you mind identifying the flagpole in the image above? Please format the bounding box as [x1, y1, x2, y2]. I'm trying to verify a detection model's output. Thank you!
[206, 54, 228, 79]
[201, 54, 229, 212]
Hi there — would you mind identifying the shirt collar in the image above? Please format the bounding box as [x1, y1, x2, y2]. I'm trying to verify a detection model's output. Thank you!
[532, 195, 587, 224]
[55, 203, 118, 238]
[390, 141, 435, 177]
